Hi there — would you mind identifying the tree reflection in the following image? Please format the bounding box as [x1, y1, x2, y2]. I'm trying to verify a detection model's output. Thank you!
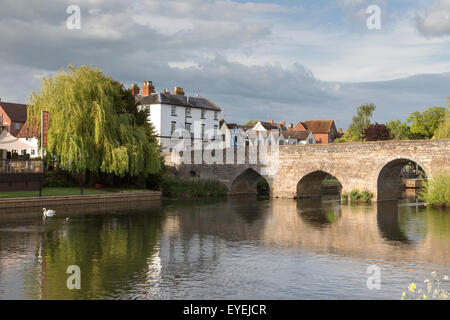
[28, 207, 164, 299]
[296, 198, 342, 229]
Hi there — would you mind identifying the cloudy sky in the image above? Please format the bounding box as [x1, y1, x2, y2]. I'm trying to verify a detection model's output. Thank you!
[1, 0, 450, 129]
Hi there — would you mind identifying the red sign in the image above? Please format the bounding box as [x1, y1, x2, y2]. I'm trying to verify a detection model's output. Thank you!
[42, 111, 49, 147]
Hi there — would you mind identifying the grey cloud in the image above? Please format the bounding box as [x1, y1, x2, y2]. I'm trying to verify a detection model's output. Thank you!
[416, 0, 450, 37]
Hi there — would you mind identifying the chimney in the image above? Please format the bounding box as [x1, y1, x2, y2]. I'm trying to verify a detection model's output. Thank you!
[280, 121, 285, 127]
[130, 83, 140, 97]
[339, 128, 343, 135]
[289, 122, 293, 128]
[141, 80, 155, 97]
[173, 86, 185, 95]
[164, 88, 170, 94]
[268, 120, 274, 124]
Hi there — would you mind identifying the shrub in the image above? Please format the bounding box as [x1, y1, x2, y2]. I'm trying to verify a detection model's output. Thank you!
[161, 176, 228, 198]
[419, 171, 450, 207]
[348, 189, 373, 202]
[359, 190, 374, 202]
[340, 193, 348, 201]
[349, 189, 361, 200]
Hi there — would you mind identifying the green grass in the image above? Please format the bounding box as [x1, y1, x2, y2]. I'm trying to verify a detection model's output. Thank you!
[419, 172, 450, 207]
[0, 187, 149, 198]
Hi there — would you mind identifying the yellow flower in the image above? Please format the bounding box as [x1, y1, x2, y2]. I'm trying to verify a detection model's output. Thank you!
[408, 283, 416, 293]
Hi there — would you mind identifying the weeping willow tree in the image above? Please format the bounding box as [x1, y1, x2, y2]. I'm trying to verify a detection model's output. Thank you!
[27, 65, 160, 178]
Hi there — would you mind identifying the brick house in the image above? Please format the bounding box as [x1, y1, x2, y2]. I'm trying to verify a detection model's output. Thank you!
[294, 120, 340, 144]
[0, 101, 27, 136]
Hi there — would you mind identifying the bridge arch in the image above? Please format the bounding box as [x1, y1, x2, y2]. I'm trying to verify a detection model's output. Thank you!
[229, 168, 270, 195]
[296, 170, 343, 199]
[376, 157, 429, 201]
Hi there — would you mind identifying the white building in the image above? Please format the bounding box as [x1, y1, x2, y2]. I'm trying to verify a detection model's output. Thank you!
[281, 129, 316, 145]
[15, 122, 40, 158]
[134, 82, 222, 152]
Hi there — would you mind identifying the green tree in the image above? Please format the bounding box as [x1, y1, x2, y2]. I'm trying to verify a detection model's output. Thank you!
[433, 104, 450, 139]
[27, 65, 160, 177]
[386, 120, 411, 140]
[407, 106, 446, 139]
[244, 120, 259, 126]
[343, 103, 376, 141]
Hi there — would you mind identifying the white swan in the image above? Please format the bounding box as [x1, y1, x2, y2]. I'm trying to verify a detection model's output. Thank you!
[42, 208, 56, 218]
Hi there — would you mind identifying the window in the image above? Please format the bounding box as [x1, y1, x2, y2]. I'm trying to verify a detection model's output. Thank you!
[201, 124, 205, 139]
[201, 109, 206, 119]
[186, 107, 191, 117]
[308, 138, 313, 144]
[213, 125, 218, 139]
[214, 111, 218, 120]
[171, 121, 176, 136]
[185, 123, 191, 133]
[31, 150, 35, 155]
[21, 150, 26, 156]
[0, 113, 3, 124]
[171, 106, 177, 116]
[15, 123, 22, 130]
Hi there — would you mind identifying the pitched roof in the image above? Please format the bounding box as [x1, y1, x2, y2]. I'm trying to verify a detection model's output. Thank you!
[137, 93, 221, 111]
[302, 120, 335, 133]
[258, 121, 279, 130]
[0, 101, 27, 122]
[294, 122, 307, 131]
[226, 123, 238, 129]
[282, 129, 312, 141]
[16, 121, 39, 138]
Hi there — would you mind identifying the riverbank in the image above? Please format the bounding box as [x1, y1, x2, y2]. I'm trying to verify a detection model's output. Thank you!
[0, 187, 150, 198]
[0, 190, 161, 210]
[420, 172, 450, 208]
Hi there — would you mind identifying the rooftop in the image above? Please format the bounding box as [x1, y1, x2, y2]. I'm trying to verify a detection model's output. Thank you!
[0, 101, 27, 122]
[137, 92, 221, 111]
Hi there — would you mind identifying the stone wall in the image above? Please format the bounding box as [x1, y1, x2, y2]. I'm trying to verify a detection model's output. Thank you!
[164, 139, 450, 201]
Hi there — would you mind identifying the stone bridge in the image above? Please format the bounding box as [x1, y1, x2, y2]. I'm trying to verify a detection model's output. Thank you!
[164, 139, 450, 201]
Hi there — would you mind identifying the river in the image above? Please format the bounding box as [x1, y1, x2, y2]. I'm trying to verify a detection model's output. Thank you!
[0, 196, 448, 299]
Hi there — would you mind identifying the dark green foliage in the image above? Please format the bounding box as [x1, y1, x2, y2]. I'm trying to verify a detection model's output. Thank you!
[44, 170, 77, 187]
[257, 177, 270, 195]
[161, 177, 228, 198]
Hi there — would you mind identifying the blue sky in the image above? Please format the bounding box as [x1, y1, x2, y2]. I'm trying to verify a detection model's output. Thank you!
[0, 0, 449, 129]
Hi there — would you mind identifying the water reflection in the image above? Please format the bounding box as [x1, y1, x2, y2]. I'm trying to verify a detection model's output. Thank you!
[377, 202, 411, 244]
[297, 198, 342, 228]
[0, 197, 448, 299]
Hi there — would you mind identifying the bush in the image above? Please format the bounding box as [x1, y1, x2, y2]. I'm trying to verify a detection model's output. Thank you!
[44, 170, 78, 187]
[349, 189, 361, 200]
[348, 189, 373, 202]
[359, 190, 374, 202]
[419, 172, 450, 207]
[161, 176, 228, 198]
[340, 193, 349, 201]
[257, 177, 270, 195]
